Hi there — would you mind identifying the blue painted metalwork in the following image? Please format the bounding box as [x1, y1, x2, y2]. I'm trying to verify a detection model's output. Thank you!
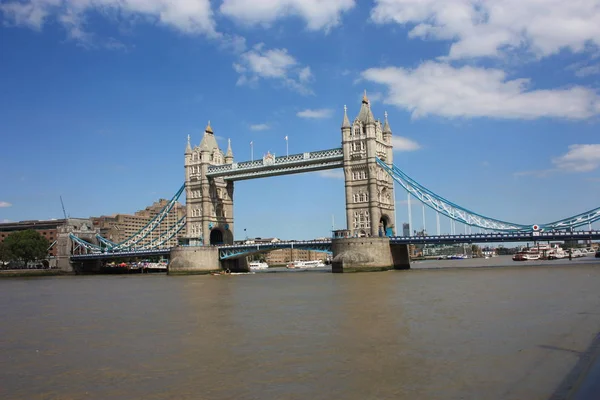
[96, 184, 185, 251]
[389, 230, 600, 245]
[136, 216, 186, 250]
[71, 231, 600, 261]
[69, 233, 104, 253]
[72, 248, 170, 260]
[377, 158, 600, 232]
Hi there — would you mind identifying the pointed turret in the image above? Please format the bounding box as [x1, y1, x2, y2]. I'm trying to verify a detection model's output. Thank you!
[356, 90, 375, 124]
[225, 138, 234, 163]
[185, 134, 192, 154]
[383, 111, 392, 134]
[204, 120, 213, 134]
[342, 104, 351, 128]
[199, 120, 219, 155]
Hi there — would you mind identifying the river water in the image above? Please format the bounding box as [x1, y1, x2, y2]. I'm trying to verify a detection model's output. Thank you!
[2, 259, 600, 399]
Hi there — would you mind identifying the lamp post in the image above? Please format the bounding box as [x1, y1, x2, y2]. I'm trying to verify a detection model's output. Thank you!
[285, 136, 288, 157]
[250, 141, 254, 161]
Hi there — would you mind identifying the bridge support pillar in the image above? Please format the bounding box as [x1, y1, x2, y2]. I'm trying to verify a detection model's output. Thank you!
[331, 237, 410, 273]
[168, 246, 221, 275]
[55, 219, 100, 274]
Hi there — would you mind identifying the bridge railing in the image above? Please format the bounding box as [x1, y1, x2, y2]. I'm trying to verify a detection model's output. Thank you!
[218, 239, 332, 248]
[389, 230, 600, 244]
[207, 148, 343, 176]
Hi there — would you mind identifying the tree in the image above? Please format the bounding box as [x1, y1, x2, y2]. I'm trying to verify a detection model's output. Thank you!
[471, 244, 482, 257]
[0, 241, 9, 264]
[2, 230, 50, 266]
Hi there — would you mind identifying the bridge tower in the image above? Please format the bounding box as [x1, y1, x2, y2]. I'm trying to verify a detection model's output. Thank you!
[183, 122, 235, 245]
[341, 92, 395, 237]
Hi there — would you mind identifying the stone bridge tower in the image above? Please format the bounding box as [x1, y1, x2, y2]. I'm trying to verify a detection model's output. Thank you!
[183, 122, 235, 245]
[341, 92, 395, 237]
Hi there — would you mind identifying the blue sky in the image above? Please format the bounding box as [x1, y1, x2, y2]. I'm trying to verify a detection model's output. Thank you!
[1, 0, 599, 240]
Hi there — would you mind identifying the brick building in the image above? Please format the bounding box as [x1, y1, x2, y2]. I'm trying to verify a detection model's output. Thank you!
[0, 219, 66, 257]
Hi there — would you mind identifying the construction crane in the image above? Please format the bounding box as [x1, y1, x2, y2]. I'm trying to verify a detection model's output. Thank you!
[60, 196, 68, 219]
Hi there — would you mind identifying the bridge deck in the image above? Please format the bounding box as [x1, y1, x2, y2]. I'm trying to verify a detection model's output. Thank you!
[206, 148, 343, 181]
[70, 231, 600, 261]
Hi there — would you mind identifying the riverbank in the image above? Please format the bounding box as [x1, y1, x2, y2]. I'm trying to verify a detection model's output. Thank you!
[0, 269, 67, 278]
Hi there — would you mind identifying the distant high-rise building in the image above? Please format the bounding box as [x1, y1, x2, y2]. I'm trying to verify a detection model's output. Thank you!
[402, 223, 410, 237]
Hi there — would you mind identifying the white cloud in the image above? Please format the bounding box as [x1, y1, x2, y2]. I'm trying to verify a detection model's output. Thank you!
[298, 66, 313, 83]
[0, 201, 12, 207]
[318, 170, 344, 179]
[250, 123, 270, 131]
[568, 62, 600, 78]
[391, 136, 420, 151]
[553, 144, 600, 172]
[0, 0, 218, 45]
[220, 0, 355, 31]
[234, 43, 313, 94]
[371, 0, 600, 60]
[297, 108, 333, 119]
[362, 61, 600, 119]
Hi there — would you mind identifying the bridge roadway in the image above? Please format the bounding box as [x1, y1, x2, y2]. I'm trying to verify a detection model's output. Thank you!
[70, 230, 600, 261]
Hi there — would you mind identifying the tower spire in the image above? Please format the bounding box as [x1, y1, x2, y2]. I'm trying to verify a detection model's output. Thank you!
[356, 90, 375, 123]
[185, 134, 192, 154]
[383, 111, 392, 133]
[226, 138, 233, 157]
[225, 138, 234, 163]
[342, 104, 351, 128]
[205, 120, 213, 134]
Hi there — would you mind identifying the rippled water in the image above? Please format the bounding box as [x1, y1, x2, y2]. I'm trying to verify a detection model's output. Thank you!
[1, 262, 600, 399]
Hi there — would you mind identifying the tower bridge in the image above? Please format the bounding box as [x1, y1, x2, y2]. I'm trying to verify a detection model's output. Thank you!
[63, 93, 600, 274]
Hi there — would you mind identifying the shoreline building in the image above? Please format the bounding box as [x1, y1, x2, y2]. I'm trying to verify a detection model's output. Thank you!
[0, 219, 66, 257]
[91, 199, 185, 248]
[235, 237, 328, 265]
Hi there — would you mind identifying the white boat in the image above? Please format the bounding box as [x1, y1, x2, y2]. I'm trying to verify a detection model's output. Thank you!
[571, 249, 585, 258]
[248, 261, 269, 270]
[286, 260, 326, 269]
[582, 248, 597, 257]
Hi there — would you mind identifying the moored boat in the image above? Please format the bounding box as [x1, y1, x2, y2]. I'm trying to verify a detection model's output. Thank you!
[286, 260, 326, 269]
[248, 261, 269, 270]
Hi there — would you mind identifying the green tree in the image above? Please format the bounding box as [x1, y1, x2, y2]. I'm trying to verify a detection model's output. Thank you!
[0, 241, 9, 264]
[3, 230, 49, 266]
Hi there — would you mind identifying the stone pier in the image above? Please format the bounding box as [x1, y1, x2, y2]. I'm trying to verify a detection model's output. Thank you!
[168, 246, 251, 275]
[331, 237, 410, 273]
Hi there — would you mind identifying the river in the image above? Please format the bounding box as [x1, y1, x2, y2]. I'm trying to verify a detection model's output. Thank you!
[1, 259, 600, 399]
